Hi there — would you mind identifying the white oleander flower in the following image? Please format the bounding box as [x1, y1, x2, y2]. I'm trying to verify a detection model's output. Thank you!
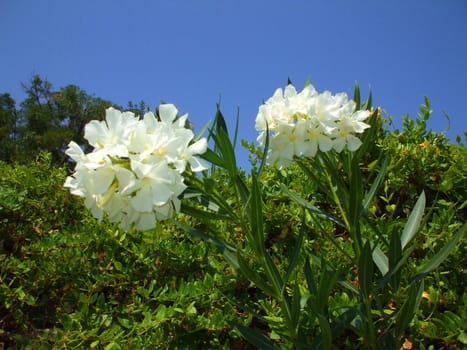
[255, 83, 370, 168]
[64, 104, 208, 230]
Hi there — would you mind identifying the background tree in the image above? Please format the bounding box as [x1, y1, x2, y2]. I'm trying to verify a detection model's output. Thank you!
[2, 76, 113, 165]
[0, 93, 19, 162]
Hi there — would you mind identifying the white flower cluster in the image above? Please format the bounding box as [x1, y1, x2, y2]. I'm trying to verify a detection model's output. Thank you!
[64, 105, 208, 230]
[255, 84, 371, 168]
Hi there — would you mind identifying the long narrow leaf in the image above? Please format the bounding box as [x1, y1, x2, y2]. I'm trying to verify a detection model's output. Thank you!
[201, 148, 225, 168]
[212, 129, 237, 179]
[401, 191, 426, 249]
[349, 157, 363, 249]
[235, 175, 250, 207]
[395, 280, 424, 338]
[358, 241, 374, 298]
[231, 323, 276, 350]
[236, 252, 276, 296]
[371, 244, 389, 276]
[175, 222, 239, 270]
[291, 282, 301, 331]
[257, 121, 270, 178]
[305, 259, 318, 296]
[362, 88, 372, 110]
[389, 232, 402, 290]
[214, 104, 229, 134]
[362, 156, 389, 212]
[263, 251, 284, 297]
[317, 314, 332, 350]
[180, 203, 230, 221]
[377, 245, 415, 291]
[250, 173, 265, 249]
[283, 217, 305, 289]
[232, 107, 240, 148]
[353, 82, 361, 110]
[193, 119, 211, 141]
[410, 224, 465, 283]
[281, 185, 345, 227]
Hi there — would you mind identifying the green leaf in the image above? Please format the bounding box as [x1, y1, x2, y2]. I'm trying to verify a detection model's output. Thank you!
[291, 282, 301, 330]
[212, 128, 237, 178]
[395, 280, 424, 338]
[235, 175, 250, 207]
[231, 323, 276, 350]
[209, 106, 238, 178]
[317, 314, 332, 350]
[193, 119, 210, 141]
[214, 104, 229, 134]
[257, 121, 270, 178]
[263, 251, 284, 298]
[353, 82, 361, 110]
[249, 173, 265, 249]
[377, 245, 415, 291]
[236, 252, 275, 296]
[410, 223, 465, 283]
[317, 260, 339, 307]
[358, 241, 374, 298]
[180, 202, 229, 221]
[281, 185, 345, 227]
[389, 232, 402, 290]
[201, 148, 225, 168]
[283, 216, 305, 288]
[232, 107, 240, 148]
[305, 259, 318, 296]
[401, 191, 425, 249]
[371, 244, 389, 276]
[349, 156, 363, 248]
[174, 221, 239, 270]
[362, 88, 372, 110]
[362, 156, 389, 213]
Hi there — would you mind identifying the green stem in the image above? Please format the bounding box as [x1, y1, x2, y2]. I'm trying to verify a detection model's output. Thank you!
[259, 246, 300, 348]
[325, 173, 351, 232]
[362, 296, 377, 349]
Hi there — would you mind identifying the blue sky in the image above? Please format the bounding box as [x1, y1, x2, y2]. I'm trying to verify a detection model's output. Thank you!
[1, 0, 466, 167]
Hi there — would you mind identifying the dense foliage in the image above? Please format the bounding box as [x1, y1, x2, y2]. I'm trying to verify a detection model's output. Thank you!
[0, 77, 465, 349]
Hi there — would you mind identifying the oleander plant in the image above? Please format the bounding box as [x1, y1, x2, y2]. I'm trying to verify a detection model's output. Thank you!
[0, 77, 465, 349]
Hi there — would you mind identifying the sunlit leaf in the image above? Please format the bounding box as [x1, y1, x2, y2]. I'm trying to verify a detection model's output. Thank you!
[401, 191, 425, 249]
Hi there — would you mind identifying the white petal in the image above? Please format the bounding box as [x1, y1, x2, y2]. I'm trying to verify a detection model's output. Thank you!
[151, 185, 172, 206]
[154, 203, 172, 220]
[134, 212, 156, 230]
[189, 156, 209, 172]
[85, 197, 104, 222]
[65, 141, 85, 162]
[318, 135, 334, 152]
[333, 138, 345, 153]
[115, 167, 138, 195]
[87, 167, 115, 194]
[346, 135, 363, 151]
[188, 138, 207, 155]
[159, 104, 178, 123]
[84, 120, 107, 147]
[143, 111, 158, 131]
[131, 187, 154, 212]
[105, 107, 122, 132]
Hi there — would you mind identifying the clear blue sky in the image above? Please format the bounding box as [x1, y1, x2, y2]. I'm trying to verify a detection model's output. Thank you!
[1, 0, 466, 167]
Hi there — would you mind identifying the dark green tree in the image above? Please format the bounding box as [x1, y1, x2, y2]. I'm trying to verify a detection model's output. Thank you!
[0, 93, 19, 162]
[8, 76, 113, 164]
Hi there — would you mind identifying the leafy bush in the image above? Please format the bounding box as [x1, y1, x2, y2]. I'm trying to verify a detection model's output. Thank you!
[0, 94, 465, 349]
